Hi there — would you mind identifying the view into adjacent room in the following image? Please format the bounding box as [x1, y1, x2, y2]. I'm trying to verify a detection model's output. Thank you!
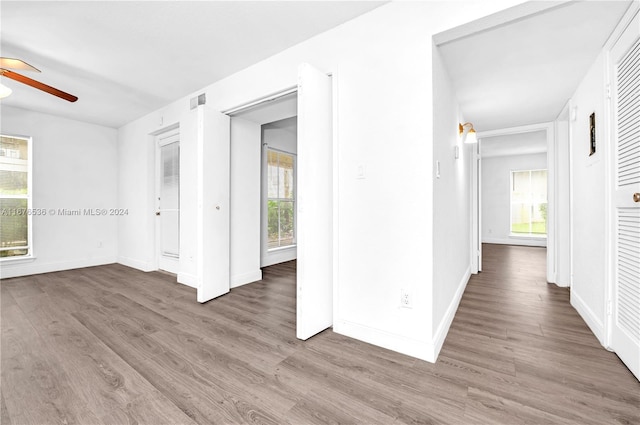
[229, 92, 298, 270]
[480, 130, 548, 249]
[261, 116, 298, 267]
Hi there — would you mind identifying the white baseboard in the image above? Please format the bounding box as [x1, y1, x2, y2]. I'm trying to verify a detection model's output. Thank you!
[177, 270, 263, 290]
[333, 320, 436, 363]
[0, 256, 117, 279]
[261, 247, 296, 267]
[231, 269, 263, 288]
[482, 237, 547, 247]
[177, 272, 198, 288]
[117, 256, 155, 272]
[334, 266, 471, 364]
[433, 266, 471, 360]
[571, 290, 605, 345]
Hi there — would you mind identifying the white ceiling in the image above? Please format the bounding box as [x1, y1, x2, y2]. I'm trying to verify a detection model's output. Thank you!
[481, 130, 547, 158]
[0, 1, 383, 128]
[1, 1, 633, 135]
[437, 0, 632, 132]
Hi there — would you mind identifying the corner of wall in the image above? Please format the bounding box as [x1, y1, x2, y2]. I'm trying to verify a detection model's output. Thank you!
[570, 290, 605, 345]
[117, 256, 155, 272]
[231, 269, 263, 289]
[333, 321, 438, 363]
[431, 264, 471, 360]
[177, 272, 198, 288]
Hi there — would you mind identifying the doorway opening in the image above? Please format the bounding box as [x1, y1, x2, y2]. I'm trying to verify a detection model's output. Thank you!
[474, 123, 558, 285]
[229, 92, 298, 274]
[155, 131, 180, 274]
[223, 64, 334, 341]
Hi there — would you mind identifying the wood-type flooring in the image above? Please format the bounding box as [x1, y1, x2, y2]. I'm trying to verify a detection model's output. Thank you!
[1, 244, 638, 424]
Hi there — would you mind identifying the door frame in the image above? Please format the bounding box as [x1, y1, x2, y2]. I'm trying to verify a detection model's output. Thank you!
[220, 67, 339, 338]
[471, 138, 481, 273]
[154, 128, 180, 273]
[475, 121, 557, 284]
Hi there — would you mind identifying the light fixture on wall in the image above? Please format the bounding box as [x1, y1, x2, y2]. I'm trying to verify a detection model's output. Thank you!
[459, 122, 477, 144]
[0, 82, 12, 99]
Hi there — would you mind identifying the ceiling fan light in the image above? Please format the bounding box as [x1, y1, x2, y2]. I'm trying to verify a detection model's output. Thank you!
[0, 57, 40, 72]
[0, 83, 12, 99]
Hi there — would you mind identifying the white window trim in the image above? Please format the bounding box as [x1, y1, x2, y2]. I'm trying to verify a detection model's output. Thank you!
[0, 134, 34, 262]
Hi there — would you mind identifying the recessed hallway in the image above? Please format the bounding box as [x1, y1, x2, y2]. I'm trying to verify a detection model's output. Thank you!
[1, 245, 638, 424]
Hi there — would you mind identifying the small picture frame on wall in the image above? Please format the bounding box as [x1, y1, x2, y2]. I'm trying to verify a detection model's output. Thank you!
[589, 112, 596, 156]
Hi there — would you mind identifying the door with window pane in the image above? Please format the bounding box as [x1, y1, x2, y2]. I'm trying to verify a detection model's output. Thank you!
[157, 135, 180, 273]
[267, 149, 295, 249]
[0, 135, 31, 258]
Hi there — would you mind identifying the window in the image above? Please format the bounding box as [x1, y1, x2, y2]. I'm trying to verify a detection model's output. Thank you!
[267, 149, 295, 249]
[1, 135, 32, 258]
[510, 169, 547, 236]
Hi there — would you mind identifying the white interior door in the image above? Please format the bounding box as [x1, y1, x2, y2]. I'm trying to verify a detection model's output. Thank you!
[610, 9, 640, 380]
[196, 104, 231, 303]
[296, 63, 333, 340]
[476, 140, 482, 272]
[157, 134, 180, 273]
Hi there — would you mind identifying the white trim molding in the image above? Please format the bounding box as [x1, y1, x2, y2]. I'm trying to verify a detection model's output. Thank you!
[231, 270, 263, 289]
[433, 266, 472, 359]
[333, 320, 437, 363]
[1, 256, 117, 279]
[117, 255, 155, 272]
[571, 290, 605, 346]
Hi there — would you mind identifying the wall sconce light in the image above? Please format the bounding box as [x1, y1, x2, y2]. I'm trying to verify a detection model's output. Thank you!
[0, 82, 12, 99]
[458, 122, 477, 144]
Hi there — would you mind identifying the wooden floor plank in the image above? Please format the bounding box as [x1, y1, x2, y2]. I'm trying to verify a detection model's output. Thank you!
[11, 291, 194, 424]
[2, 244, 638, 424]
[1, 391, 12, 425]
[1, 303, 103, 425]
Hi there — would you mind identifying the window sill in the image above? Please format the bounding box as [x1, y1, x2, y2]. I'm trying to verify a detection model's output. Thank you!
[267, 244, 297, 253]
[0, 255, 37, 265]
[509, 234, 547, 239]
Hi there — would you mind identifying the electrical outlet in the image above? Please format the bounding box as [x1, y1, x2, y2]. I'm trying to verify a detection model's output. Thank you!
[400, 288, 412, 308]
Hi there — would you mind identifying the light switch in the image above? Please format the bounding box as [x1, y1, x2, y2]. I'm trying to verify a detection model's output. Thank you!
[356, 164, 366, 179]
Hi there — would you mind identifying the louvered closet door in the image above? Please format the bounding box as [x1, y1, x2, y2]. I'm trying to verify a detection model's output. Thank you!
[611, 9, 640, 381]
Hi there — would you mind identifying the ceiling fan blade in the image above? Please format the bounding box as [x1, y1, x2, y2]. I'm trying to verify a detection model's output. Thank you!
[1, 69, 77, 102]
[0, 58, 40, 72]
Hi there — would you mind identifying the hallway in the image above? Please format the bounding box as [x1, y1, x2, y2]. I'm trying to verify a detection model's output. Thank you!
[439, 243, 639, 423]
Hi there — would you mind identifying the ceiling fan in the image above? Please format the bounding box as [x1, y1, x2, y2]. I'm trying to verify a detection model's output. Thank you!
[0, 57, 78, 102]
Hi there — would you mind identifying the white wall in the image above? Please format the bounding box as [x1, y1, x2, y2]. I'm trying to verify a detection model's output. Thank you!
[431, 45, 472, 353]
[569, 51, 607, 344]
[117, 1, 527, 362]
[481, 152, 548, 247]
[1, 106, 118, 278]
[261, 118, 297, 267]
